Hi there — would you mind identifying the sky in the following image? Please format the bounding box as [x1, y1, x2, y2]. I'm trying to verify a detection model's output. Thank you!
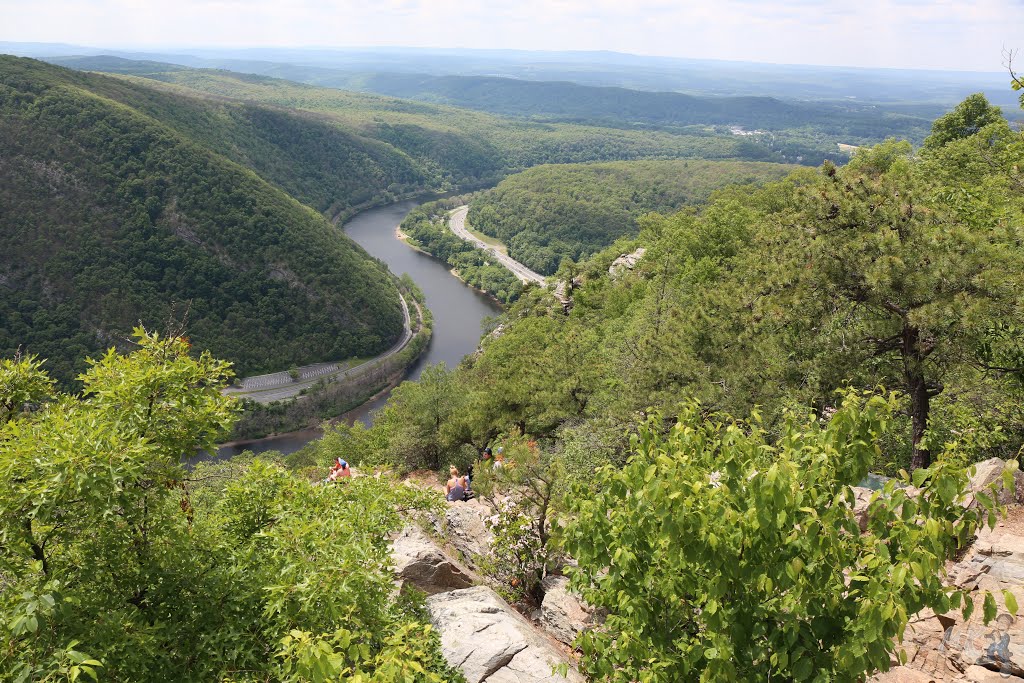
[2, 0, 1022, 72]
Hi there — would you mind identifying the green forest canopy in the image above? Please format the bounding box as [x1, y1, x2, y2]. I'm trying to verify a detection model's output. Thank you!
[468, 159, 798, 274]
[0, 56, 405, 386]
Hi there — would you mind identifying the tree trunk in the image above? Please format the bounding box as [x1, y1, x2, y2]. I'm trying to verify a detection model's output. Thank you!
[903, 325, 931, 470]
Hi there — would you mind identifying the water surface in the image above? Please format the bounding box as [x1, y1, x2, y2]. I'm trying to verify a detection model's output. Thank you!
[210, 199, 501, 458]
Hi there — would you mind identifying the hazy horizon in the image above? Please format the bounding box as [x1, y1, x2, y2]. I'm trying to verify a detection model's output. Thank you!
[2, 41, 1017, 77]
[2, 0, 1021, 73]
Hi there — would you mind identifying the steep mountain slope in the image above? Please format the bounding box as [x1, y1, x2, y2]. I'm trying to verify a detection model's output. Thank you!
[29, 56, 435, 219]
[0, 56, 404, 385]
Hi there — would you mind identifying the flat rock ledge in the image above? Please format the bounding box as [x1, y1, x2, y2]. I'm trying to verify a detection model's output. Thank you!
[427, 586, 584, 683]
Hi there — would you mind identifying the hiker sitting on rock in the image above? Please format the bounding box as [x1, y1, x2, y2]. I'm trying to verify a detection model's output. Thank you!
[327, 458, 351, 482]
[445, 466, 467, 502]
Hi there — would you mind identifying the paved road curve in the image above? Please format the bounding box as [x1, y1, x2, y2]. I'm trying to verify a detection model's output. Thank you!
[448, 206, 547, 287]
[223, 292, 416, 404]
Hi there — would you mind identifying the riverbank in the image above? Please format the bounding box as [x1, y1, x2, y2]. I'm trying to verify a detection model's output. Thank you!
[398, 226, 506, 309]
[208, 198, 503, 459]
[225, 287, 420, 404]
[229, 289, 430, 441]
[399, 199, 526, 305]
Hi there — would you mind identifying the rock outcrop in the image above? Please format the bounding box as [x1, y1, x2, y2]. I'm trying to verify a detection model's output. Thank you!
[870, 518, 1024, 681]
[852, 485, 874, 532]
[436, 500, 494, 570]
[539, 576, 595, 646]
[608, 247, 646, 278]
[392, 525, 475, 595]
[965, 458, 1024, 507]
[427, 586, 584, 683]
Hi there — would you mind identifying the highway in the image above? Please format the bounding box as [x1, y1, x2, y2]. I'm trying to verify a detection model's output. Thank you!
[223, 292, 417, 404]
[448, 206, 547, 287]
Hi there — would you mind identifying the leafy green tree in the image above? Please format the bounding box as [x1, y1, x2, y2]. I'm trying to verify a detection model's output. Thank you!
[374, 363, 469, 471]
[0, 333, 460, 681]
[472, 432, 568, 601]
[563, 392, 1011, 682]
[0, 330, 235, 680]
[737, 141, 1024, 469]
[0, 353, 55, 422]
[922, 93, 1004, 150]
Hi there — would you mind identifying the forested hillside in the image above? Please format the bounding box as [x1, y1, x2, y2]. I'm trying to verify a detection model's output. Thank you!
[400, 198, 525, 304]
[25, 56, 437, 220]
[313, 72, 936, 141]
[0, 56, 404, 385]
[53, 56, 797, 180]
[468, 159, 797, 274]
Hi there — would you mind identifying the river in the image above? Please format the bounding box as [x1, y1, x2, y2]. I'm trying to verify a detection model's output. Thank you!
[214, 199, 502, 458]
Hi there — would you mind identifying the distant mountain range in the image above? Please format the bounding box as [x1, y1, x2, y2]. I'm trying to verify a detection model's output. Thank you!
[3, 41, 1017, 108]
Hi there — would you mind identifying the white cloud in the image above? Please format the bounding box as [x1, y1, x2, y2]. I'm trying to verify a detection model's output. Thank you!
[0, 0, 1020, 71]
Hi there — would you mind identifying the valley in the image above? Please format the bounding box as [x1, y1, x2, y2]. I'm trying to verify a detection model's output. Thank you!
[3, 25, 1024, 683]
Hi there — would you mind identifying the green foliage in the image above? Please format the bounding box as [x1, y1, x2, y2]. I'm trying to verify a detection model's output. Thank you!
[473, 433, 568, 602]
[923, 93, 1005, 150]
[401, 199, 525, 304]
[373, 362, 475, 471]
[730, 136, 1024, 467]
[476, 499, 544, 604]
[468, 159, 797, 274]
[0, 336, 458, 681]
[0, 56, 405, 388]
[562, 394, 1007, 682]
[0, 353, 55, 422]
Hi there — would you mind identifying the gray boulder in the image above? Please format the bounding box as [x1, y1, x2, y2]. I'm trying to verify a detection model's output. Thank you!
[540, 576, 594, 646]
[391, 526, 475, 595]
[852, 486, 874, 532]
[439, 501, 494, 569]
[427, 586, 584, 683]
[608, 247, 646, 278]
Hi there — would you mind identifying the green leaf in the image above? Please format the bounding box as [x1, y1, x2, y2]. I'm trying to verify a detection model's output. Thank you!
[912, 467, 929, 488]
[963, 595, 975, 622]
[984, 592, 998, 624]
[1004, 590, 1018, 616]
